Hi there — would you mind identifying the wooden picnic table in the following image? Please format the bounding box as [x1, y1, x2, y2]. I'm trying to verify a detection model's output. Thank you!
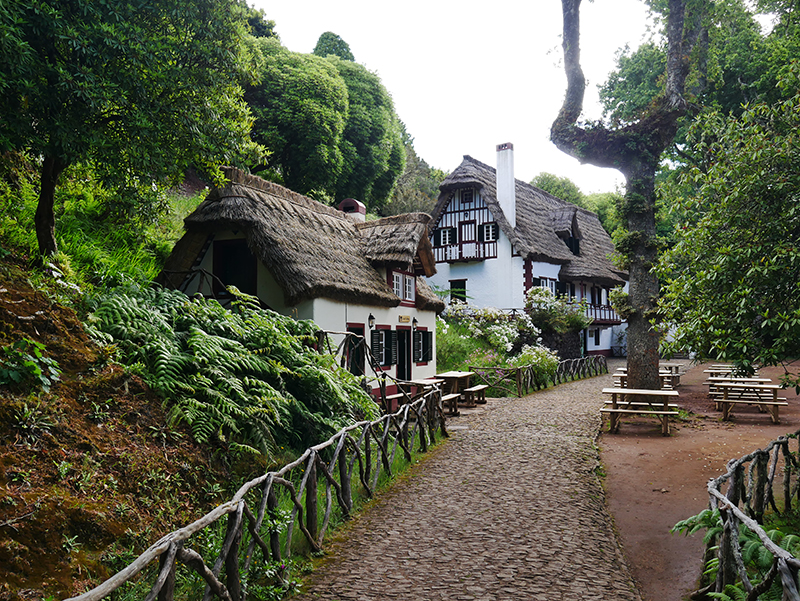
[714, 382, 787, 423]
[601, 387, 680, 435]
[704, 376, 772, 395]
[613, 372, 677, 389]
[399, 378, 444, 400]
[435, 371, 475, 415]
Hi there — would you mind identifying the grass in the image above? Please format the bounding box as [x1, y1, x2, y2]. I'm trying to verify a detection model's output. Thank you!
[0, 157, 204, 297]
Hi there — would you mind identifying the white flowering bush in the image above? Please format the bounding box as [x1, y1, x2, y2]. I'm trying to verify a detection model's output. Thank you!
[524, 288, 592, 333]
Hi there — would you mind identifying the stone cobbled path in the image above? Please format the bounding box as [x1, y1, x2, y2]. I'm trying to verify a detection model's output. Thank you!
[293, 372, 641, 601]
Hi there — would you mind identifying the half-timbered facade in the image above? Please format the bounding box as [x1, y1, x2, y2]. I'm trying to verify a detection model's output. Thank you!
[427, 144, 627, 356]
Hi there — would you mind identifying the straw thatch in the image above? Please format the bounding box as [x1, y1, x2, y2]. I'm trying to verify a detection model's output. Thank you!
[159, 168, 445, 312]
[431, 155, 626, 287]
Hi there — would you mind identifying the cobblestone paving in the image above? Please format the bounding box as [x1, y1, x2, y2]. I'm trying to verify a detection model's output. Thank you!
[293, 372, 641, 601]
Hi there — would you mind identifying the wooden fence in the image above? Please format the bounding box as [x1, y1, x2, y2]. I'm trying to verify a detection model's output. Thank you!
[469, 355, 609, 397]
[693, 429, 800, 600]
[65, 389, 446, 601]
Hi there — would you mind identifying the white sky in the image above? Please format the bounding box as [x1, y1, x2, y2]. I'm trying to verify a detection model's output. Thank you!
[252, 1, 655, 195]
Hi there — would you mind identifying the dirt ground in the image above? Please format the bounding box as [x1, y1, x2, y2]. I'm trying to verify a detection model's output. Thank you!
[600, 359, 800, 601]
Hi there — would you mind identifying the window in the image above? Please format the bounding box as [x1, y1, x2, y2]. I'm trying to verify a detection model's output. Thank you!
[391, 271, 415, 302]
[392, 272, 403, 297]
[594, 328, 601, 346]
[461, 189, 473, 204]
[371, 328, 396, 367]
[480, 223, 499, 242]
[404, 275, 415, 302]
[450, 279, 467, 304]
[413, 329, 433, 363]
[565, 236, 580, 255]
[539, 277, 557, 294]
[213, 239, 257, 295]
[433, 227, 456, 247]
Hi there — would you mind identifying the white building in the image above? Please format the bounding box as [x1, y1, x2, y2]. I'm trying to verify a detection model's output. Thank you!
[428, 144, 627, 356]
[158, 168, 445, 405]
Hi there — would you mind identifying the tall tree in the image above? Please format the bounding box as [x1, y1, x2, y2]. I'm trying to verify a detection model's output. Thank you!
[328, 57, 406, 210]
[245, 38, 348, 196]
[383, 130, 446, 216]
[657, 69, 800, 391]
[530, 172, 587, 208]
[551, 0, 703, 389]
[0, 0, 261, 257]
[313, 31, 355, 61]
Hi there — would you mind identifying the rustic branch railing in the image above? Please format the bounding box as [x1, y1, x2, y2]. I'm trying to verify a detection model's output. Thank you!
[469, 355, 608, 397]
[65, 390, 446, 601]
[690, 429, 800, 600]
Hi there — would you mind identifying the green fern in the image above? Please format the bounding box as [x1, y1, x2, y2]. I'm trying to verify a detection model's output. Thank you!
[87, 284, 379, 460]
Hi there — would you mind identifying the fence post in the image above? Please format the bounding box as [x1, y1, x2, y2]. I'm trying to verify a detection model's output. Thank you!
[225, 505, 243, 601]
[306, 456, 318, 543]
[338, 444, 352, 516]
[267, 486, 281, 563]
[516, 368, 522, 396]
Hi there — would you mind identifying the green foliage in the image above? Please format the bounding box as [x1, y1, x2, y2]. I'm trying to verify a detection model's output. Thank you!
[313, 32, 355, 61]
[0, 0, 263, 254]
[530, 172, 588, 208]
[246, 38, 348, 196]
[382, 131, 446, 216]
[87, 285, 378, 458]
[524, 288, 593, 334]
[328, 57, 406, 210]
[656, 68, 800, 390]
[674, 507, 800, 600]
[600, 43, 668, 125]
[436, 303, 559, 388]
[0, 338, 61, 393]
[9, 401, 55, 446]
[0, 155, 204, 292]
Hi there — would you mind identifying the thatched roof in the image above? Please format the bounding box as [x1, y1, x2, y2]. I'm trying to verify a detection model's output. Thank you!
[431, 155, 626, 287]
[159, 168, 445, 312]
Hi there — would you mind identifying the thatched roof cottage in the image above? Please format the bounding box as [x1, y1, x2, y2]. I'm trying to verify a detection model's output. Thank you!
[428, 144, 627, 357]
[158, 168, 445, 398]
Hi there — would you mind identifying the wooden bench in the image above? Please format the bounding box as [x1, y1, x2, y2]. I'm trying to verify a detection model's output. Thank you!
[441, 393, 461, 416]
[714, 383, 788, 423]
[462, 384, 488, 406]
[601, 388, 680, 435]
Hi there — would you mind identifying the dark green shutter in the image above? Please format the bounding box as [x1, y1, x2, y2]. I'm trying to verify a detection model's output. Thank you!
[433, 229, 441, 246]
[371, 331, 381, 363]
[477, 224, 485, 242]
[422, 332, 433, 362]
[389, 331, 398, 365]
[413, 331, 422, 362]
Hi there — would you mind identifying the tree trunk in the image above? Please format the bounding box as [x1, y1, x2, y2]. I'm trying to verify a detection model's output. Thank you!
[34, 155, 66, 257]
[624, 162, 661, 390]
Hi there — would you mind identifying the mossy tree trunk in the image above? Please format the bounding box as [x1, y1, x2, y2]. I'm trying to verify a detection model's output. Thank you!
[551, 0, 702, 389]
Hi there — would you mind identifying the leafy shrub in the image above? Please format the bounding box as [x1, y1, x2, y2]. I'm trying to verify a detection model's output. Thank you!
[524, 287, 593, 333]
[87, 285, 378, 459]
[0, 338, 61, 392]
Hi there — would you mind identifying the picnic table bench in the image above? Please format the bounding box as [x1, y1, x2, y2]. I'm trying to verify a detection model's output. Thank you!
[714, 382, 788, 423]
[462, 384, 488, 406]
[601, 387, 680, 435]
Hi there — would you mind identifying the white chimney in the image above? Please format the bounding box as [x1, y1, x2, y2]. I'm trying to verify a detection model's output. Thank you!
[496, 142, 515, 228]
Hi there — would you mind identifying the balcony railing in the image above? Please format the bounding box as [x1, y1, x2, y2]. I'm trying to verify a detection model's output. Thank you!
[585, 304, 622, 325]
[433, 241, 498, 263]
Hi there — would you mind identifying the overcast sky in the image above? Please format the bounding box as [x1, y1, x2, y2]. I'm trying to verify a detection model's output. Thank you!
[252, 1, 655, 195]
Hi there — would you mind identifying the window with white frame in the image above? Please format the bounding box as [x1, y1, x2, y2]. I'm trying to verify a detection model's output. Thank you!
[482, 222, 499, 242]
[392, 272, 403, 298]
[440, 228, 454, 245]
[539, 277, 557, 294]
[404, 275, 415, 301]
[391, 271, 415, 302]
